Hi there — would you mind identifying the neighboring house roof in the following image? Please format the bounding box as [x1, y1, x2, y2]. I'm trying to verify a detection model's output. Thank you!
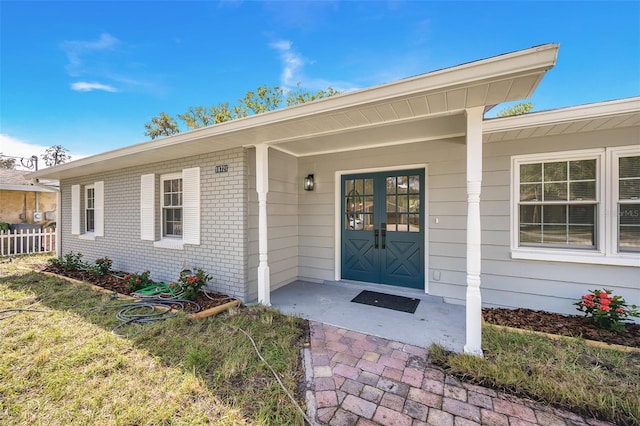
[0, 169, 55, 192]
[30, 44, 560, 181]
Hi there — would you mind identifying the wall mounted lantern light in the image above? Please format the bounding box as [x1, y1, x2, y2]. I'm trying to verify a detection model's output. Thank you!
[304, 174, 315, 191]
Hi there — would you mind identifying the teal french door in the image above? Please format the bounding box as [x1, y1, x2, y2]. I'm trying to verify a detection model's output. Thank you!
[341, 169, 425, 289]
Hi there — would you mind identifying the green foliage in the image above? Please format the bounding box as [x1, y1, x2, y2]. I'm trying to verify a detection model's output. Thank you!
[90, 257, 113, 277]
[0, 222, 10, 232]
[144, 84, 342, 139]
[285, 83, 341, 106]
[49, 251, 87, 271]
[497, 101, 534, 117]
[178, 268, 211, 301]
[124, 271, 153, 292]
[41, 145, 71, 167]
[143, 112, 181, 139]
[575, 288, 639, 332]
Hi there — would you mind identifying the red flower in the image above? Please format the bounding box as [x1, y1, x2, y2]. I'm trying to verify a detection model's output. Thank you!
[584, 300, 595, 308]
[599, 298, 611, 305]
[599, 291, 608, 298]
[599, 305, 611, 312]
[124, 274, 131, 280]
[616, 307, 625, 314]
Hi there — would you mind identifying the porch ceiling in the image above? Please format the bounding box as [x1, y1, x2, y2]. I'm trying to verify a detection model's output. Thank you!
[29, 44, 559, 181]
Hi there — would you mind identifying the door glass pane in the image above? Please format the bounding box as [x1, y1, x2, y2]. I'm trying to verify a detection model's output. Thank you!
[409, 175, 420, 193]
[364, 178, 374, 195]
[386, 196, 396, 213]
[409, 214, 420, 232]
[386, 177, 396, 192]
[397, 176, 408, 194]
[345, 178, 372, 231]
[387, 174, 420, 233]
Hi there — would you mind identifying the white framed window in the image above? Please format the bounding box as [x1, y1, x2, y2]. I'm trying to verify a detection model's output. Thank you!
[511, 147, 639, 266]
[142, 168, 200, 250]
[610, 147, 640, 254]
[85, 185, 95, 233]
[72, 181, 103, 239]
[161, 173, 183, 238]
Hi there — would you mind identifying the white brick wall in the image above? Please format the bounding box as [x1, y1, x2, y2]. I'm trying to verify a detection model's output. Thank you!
[60, 148, 250, 300]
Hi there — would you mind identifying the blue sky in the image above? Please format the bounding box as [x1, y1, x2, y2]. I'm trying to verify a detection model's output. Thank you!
[1, 1, 638, 164]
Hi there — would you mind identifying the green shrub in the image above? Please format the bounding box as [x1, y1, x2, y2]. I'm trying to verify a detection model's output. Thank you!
[48, 252, 88, 271]
[90, 257, 113, 277]
[178, 268, 211, 301]
[124, 271, 153, 292]
[575, 288, 639, 332]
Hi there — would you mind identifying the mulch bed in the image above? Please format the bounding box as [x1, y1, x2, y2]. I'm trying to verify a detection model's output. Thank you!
[483, 307, 640, 348]
[43, 265, 238, 313]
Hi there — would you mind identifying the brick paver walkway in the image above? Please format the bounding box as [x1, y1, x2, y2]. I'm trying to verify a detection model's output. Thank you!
[305, 321, 613, 426]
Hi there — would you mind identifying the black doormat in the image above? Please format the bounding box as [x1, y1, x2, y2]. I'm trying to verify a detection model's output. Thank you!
[351, 290, 420, 314]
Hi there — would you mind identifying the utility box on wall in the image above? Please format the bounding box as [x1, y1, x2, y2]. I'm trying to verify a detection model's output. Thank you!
[33, 211, 43, 222]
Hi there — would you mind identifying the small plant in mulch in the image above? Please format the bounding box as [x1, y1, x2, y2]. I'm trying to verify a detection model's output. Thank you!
[124, 271, 153, 292]
[48, 251, 89, 272]
[177, 268, 211, 301]
[90, 257, 112, 277]
[575, 288, 639, 333]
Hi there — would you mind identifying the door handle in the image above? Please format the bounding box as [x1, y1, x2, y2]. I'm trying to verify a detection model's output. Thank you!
[381, 223, 386, 249]
[374, 229, 379, 249]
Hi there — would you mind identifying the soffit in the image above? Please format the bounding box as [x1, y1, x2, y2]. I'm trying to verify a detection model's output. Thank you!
[29, 44, 559, 181]
[483, 97, 640, 143]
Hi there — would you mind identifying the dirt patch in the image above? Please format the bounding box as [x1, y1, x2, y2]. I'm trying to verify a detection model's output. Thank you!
[43, 265, 237, 312]
[483, 307, 640, 348]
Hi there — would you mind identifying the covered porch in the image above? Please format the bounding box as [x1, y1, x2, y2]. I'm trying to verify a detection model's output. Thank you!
[270, 279, 466, 352]
[254, 45, 559, 356]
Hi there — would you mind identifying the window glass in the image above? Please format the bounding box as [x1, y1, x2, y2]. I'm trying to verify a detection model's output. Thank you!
[162, 177, 183, 237]
[519, 159, 597, 249]
[85, 187, 95, 232]
[618, 156, 640, 252]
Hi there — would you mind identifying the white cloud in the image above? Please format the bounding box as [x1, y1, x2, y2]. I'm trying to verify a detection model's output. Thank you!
[269, 38, 359, 93]
[61, 33, 119, 76]
[0, 134, 87, 170]
[0, 134, 49, 169]
[71, 81, 119, 92]
[269, 39, 305, 87]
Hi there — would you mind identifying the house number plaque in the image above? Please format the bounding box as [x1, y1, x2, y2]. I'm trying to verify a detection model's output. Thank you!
[215, 165, 229, 173]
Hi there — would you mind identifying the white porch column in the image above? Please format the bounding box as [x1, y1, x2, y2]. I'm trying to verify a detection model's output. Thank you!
[256, 144, 271, 306]
[464, 107, 484, 357]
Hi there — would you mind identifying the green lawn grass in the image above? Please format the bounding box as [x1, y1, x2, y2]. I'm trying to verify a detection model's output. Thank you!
[0, 256, 308, 425]
[430, 325, 640, 425]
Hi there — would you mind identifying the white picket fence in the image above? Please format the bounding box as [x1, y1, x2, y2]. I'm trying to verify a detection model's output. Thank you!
[0, 228, 56, 256]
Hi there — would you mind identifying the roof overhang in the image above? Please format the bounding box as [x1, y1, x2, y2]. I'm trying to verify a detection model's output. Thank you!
[29, 44, 559, 181]
[483, 97, 640, 142]
[0, 184, 55, 192]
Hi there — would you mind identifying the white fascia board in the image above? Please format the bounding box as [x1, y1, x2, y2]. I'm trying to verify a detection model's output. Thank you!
[484, 96, 640, 133]
[0, 184, 55, 192]
[29, 44, 559, 181]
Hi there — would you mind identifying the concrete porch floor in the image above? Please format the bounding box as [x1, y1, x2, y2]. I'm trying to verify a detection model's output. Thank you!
[270, 280, 466, 352]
